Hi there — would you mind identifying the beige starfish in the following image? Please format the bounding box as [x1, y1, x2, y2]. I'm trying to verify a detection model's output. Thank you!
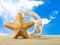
[4, 12, 35, 39]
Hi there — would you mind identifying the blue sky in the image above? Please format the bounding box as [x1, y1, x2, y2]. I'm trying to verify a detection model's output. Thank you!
[33, 0, 60, 35]
[0, 0, 60, 36]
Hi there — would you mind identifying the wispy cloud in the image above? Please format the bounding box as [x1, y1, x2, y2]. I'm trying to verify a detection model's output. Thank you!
[50, 10, 59, 19]
[41, 18, 51, 25]
[0, 0, 44, 24]
[42, 10, 59, 25]
[0, 32, 8, 36]
[0, 0, 44, 18]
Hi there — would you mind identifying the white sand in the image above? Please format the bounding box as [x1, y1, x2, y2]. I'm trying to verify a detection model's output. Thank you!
[0, 36, 60, 45]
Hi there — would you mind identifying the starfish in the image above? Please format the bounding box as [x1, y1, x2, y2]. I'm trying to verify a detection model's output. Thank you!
[4, 12, 35, 39]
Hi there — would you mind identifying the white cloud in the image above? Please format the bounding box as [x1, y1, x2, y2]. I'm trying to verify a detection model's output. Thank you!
[50, 16, 56, 19]
[41, 10, 59, 25]
[0, 32, 9, 36]
[0, 0, 59, 26]
[50, 10, 59, 19]
[0, 0, 44, 18]
[41, 18, 51, 25]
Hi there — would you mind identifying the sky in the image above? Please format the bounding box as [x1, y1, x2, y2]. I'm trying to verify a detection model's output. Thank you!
[0, 0, 60, 36]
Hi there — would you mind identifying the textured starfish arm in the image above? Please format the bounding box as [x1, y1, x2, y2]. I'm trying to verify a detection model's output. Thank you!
[15, 12, 23, 23]
[11, 30, 20, 39]
[4, 22, 17, 30]
[24, 22, 35, 29]
[20, 30, 30, 38]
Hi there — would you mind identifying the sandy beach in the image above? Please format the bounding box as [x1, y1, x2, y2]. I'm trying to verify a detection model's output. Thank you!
[0, 36, 60, 45]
